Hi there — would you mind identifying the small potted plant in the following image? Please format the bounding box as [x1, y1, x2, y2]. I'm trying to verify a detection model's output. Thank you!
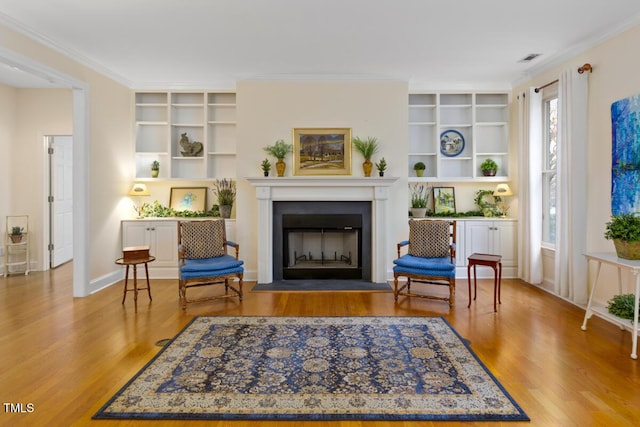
[264, 140, 292, 177]
[413, 161, 426, 177]
[151, 160, 160, 178]
[604, 213, 640, 259]
[10, 226, 24, 243]
[261, 158, 271, 177]
[410, 184, 430, 218]
[212, 179, 236, 219]
[352, 136, 380, 177]
[375, 157, 387, 177]
[480, 158, 498, 176]
[606, 294, 638, 320]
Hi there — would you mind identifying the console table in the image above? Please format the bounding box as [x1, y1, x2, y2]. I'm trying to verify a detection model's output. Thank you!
[581, 252, 640, 359]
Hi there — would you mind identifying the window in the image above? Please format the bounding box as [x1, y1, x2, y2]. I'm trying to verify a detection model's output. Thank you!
[542, 91, 558, 246]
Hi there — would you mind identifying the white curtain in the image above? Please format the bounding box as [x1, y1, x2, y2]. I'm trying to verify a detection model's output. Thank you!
[517, 88, 543, 284]
[554, 68, 589, 304]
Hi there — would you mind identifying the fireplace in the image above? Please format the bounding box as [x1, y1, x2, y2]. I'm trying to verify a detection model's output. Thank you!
[247, 176, 398, 284]
[274, 202, 371, 280]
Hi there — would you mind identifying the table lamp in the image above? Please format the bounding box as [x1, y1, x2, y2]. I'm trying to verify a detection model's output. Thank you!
[128, 183, 150, 218]
[493, 183, 513, 217]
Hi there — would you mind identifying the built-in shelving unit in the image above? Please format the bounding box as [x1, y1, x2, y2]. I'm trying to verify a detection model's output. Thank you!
[408, 92, 509, 182]
[134, 91, 236, 180]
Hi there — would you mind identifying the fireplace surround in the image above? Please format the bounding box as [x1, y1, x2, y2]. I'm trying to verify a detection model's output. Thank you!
[247, 176, 398, 284]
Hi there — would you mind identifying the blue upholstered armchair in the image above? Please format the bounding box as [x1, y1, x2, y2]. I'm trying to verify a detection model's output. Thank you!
[393, 220, 456, 306]
[177, 219, 244, 308]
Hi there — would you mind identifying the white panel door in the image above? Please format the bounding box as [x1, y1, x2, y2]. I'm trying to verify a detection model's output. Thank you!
[50, 135, 74, 268]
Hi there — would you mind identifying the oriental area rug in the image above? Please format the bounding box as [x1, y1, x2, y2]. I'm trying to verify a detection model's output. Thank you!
[94, 316, 529, 421]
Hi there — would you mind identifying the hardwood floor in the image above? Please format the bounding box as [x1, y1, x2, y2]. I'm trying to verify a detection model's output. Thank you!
[1, 263, 639, 427]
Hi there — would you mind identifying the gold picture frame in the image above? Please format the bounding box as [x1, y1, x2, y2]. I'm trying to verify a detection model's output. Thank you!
[169, 187, 208, 212]
[292, 128, 352, 176]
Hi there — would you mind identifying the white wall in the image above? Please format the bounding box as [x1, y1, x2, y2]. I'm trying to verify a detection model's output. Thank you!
[13, 89, 73, 271]
[0, 83, 17, 269]
[235, 80, 409, 280]
[513, 24, 640, 304]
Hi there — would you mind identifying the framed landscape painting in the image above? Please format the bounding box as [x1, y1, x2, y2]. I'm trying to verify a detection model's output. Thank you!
[292, 128, 352, 176]
[433, 187, 456, 214]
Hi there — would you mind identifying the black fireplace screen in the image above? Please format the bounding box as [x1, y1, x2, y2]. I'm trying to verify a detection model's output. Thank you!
[282, 214, 362, 280]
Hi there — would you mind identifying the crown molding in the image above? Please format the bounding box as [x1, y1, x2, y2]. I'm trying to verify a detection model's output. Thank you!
[0, 12, 132, 88]
[512, 12, 640, 87]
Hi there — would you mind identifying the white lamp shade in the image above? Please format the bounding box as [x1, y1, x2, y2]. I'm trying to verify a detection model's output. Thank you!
[128, 183, 150, 196]
[493, 183, 513, 197]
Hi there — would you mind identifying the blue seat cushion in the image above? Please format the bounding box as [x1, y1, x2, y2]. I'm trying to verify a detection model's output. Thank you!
[393, 254, 455, 278]
[179, 255, 244, 279]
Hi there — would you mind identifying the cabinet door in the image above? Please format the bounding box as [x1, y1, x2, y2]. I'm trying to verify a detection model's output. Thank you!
[493, 221, 517, 267]
[453, 221, 465, 267]
[148, 221, 178, 266]
[122, 221, 151, 248]
[464, 221, 493, 256]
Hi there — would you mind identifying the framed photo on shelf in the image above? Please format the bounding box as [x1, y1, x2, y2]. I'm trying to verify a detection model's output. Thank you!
[433, 187, 456, 214]
[169, 187, 208, 212]
[292, 128, 352, 176]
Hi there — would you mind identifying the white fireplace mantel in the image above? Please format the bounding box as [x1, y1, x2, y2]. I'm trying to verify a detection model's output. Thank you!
[247, 176, 399, 284]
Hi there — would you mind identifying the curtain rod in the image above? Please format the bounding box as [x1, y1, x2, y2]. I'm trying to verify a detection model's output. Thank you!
[534, 63, 592, 93]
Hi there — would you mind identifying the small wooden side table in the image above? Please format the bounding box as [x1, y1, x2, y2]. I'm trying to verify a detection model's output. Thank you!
[467, 253, 503, 312]
[115, 255, 155, 306]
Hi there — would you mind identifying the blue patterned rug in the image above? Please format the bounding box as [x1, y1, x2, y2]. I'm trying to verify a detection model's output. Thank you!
[94, 316, 529, 421]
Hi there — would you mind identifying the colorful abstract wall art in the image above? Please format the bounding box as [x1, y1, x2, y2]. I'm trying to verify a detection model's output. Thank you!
[611, 93, 640, 215]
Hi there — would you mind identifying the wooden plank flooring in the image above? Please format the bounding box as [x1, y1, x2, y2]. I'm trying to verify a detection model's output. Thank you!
[1, 263, 640, 426]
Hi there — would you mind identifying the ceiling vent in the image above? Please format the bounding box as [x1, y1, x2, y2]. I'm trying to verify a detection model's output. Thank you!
[519, 53, 542, 63]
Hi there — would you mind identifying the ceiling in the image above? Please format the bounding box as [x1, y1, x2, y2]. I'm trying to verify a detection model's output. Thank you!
[1, 0, 640, 90]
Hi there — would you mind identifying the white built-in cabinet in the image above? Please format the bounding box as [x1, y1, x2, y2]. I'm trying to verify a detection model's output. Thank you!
[408, 92, 509, 182]
[463, 219, 517, 277]
[121, 219, 236, 278]
[121, 220, 179, 272]
[425, 218, 517, 278]
[134, 91, 236, 180]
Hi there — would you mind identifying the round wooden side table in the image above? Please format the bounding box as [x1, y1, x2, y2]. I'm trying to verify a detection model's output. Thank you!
[115, 255, 156, 306]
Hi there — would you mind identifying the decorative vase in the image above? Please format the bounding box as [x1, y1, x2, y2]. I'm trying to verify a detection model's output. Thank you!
[219, 205, 232, 219]
[10, 235, 22, 243]
[411, 208, 427, 218]
[363, 160, 373, 177]
[263, 171, 269, 177]
[151, 169, 159, 178]
[276, 160, 286, 177]
[379, 171, 384, 177]
[613, 239, 640, 260]
[415, 169, 424, 177]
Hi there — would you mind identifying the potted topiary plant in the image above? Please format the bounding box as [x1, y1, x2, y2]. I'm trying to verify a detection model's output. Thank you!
[261, 158, 271, 177]
[264, 140, 292, 177]
[375, 157, 387, 177]
[604, 213, 640, 259]
[413, 161, 426, 177]
[480, 158, 498, 176]
[352, 136, 380, 177]
[151, 160, 160, 178]
[10, 226, 24, 243]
